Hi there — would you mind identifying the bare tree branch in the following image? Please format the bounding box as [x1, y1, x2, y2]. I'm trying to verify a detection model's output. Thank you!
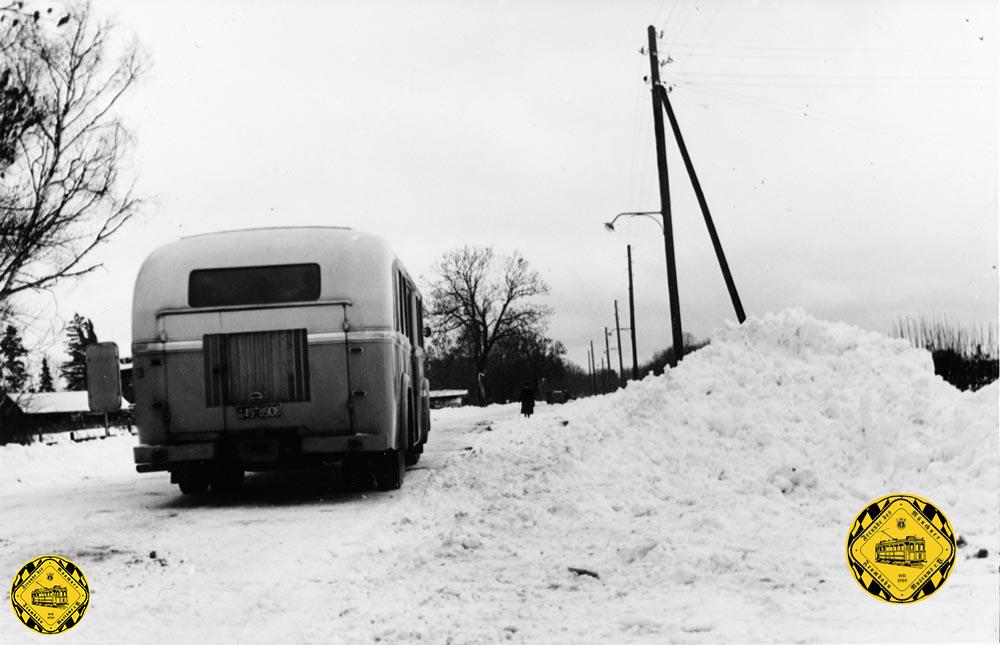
[0, 1, 143, 317]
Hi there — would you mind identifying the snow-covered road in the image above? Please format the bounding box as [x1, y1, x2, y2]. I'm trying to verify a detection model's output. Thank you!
[0, 405, 525, 644]
[1, 311, 998, 644]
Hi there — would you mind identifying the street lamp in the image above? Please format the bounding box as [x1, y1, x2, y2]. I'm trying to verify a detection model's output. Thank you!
[604, 211, 663, 232]
[604, 211, 684, 369]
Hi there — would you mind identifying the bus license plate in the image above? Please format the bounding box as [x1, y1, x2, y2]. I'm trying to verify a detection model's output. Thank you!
[236, 404, 282, 420]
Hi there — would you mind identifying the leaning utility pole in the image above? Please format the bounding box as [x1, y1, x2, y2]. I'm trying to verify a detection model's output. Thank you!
[646, 25, 684, 366]
[657, 84, 746, 323]
[613, 301, 625, 386]
[627, 245, 639, 380]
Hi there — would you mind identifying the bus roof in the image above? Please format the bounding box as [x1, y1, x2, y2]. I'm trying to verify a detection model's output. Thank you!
[179, 225, 354, 240]
[132, 227, 415, 341]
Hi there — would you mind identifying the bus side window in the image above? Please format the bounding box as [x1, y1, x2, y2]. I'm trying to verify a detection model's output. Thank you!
[415, 297, 424, 348]
[404, 281, 414, 344]
[396, 270, 405, 335]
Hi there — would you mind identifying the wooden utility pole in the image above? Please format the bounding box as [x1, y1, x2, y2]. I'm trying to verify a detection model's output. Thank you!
[604, 326, 613, 390]
[627, 245, 638, 380]
[647, 25, 684, 367]
[588, 342, 597, 395]
[656, 84, 746, 323]
[586, 347, 591, 395]
[613, 301, 625, 386]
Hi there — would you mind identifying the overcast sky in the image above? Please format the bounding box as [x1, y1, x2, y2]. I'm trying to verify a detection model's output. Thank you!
[22, 0, 998, 373]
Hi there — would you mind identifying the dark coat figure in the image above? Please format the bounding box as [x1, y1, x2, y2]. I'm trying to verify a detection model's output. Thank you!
[518, 382, 535, 418]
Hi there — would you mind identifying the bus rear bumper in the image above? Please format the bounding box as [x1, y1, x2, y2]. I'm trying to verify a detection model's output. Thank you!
[134, 433, 390, 472]
[301, 434, 390, 453]
[135, 443, 214, 472]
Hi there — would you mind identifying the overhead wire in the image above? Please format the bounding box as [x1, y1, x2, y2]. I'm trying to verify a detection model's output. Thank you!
[667, 41, 987, 58]
[662, 48, 985, 62]
[666, 70, 993, 87]
[674, 80, 994, 152]
[666, 1, 699, 46]
[659, 0, 684, 38]
[692, 0, 726, 54]
[626, 78, 646, 207]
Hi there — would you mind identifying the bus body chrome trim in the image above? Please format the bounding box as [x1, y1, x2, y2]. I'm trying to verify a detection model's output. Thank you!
[133, 330, 402, 354]
[155, 298, 353, 318]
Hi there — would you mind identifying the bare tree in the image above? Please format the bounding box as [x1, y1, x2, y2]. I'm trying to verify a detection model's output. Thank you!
[0, 1, 142, 316]
[427, 245, 550, 404]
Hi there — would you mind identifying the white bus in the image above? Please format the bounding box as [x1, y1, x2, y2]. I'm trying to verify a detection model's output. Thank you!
[121, 227, 430, 493]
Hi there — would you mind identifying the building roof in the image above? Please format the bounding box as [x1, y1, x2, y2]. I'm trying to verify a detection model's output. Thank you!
[3, 392, 129, 415]
[429, 390, 467, 399]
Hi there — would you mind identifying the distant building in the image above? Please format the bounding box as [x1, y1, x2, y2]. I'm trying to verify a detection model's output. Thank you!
[429, 389, 467, 409]
[0, 392, 131, 444]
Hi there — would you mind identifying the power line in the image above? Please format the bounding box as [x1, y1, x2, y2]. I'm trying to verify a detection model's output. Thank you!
[666, 70, 994, 87]
[665, 1, 699, 46]
[663, 48, 986, 62]
[674, 81, 994, 152]
[668, 77, 993, 89]
[668, 41, 985, 57]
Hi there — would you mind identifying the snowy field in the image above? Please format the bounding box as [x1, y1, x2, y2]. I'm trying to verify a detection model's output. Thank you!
[0, 309, 997, 643]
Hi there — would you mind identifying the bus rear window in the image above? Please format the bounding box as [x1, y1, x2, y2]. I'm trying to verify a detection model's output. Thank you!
[189, 264, 321, 307]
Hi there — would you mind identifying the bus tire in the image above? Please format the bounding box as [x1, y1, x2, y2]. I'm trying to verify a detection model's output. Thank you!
[404, 391, 420, 466]
[176, 471, 210, 495]
[211, 467, 244, 495]
[341, 456, 371, 491]
[375, 449, 404, 490]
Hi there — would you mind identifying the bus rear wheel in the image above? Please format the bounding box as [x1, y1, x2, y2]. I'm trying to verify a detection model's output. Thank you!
[211, 467, 244, 495]
[404, 442, 423, 466]
[176, 471, 210, 495]
[374, 449, 404, 490]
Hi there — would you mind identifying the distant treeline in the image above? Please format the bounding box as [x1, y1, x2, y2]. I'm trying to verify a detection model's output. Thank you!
[427, 332, 710, 404]
[892, 316, 998, 391]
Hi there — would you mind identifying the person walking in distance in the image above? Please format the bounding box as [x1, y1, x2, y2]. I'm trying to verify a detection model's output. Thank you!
[519, 381, 535, 418]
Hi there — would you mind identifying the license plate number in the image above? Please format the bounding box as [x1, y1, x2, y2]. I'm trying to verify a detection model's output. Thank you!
[236, 404, 282, 420]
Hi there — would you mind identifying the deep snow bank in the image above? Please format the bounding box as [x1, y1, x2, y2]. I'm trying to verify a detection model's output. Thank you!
[395, 308, 998, 641]
[0, 431, 136, 493]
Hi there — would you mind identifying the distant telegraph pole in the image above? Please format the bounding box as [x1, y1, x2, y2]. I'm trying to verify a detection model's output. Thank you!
[604, 326, 613, 390]
[614, 301, 625, 386]
[627, 245, 638, 380]
[588, 341, 597, 395]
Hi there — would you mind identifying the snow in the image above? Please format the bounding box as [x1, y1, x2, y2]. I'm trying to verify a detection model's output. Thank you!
[0, 308, 997, 643]
[2, 391, 129, 415]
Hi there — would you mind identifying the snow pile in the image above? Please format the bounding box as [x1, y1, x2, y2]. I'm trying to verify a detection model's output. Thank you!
[380, 308, 998, 642]
[0, 432, 136, 492]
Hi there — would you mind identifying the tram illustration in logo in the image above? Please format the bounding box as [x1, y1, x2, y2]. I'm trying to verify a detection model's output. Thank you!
[874, 535, 927, 567]
[31, 584, 69, 608]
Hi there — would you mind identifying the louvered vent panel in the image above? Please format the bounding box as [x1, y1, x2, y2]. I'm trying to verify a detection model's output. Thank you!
[204, 329, 310, 407]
